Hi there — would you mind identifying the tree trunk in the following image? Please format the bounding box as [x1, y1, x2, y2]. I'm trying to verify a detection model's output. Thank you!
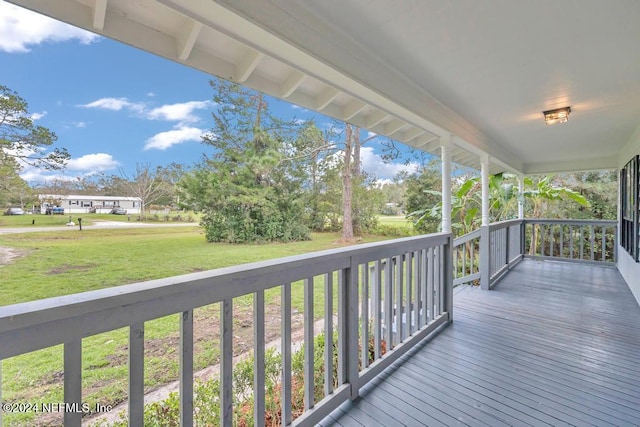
[342, 124, 354, 241]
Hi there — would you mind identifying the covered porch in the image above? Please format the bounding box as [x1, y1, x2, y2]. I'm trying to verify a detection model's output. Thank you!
[3, 1, 640, 426]
[322, 258, 640, 427]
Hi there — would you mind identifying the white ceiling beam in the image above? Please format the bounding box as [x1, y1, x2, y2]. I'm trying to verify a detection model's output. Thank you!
[384, 119, 407, 136]
[279, 71, 306, 98]
[234, 49, 264, 83]
[341, 100, 367, 121]
[365, 110, 387, 129]
[314, 87, 340, 110]
[177, 20, 203, 61]
[401, 127, 426, 142]
[92, 0, 107, 30]
[420, 138, 443, 153]
[408, 134, 436, 147]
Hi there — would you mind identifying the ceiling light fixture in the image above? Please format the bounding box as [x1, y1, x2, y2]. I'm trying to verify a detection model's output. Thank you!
[543, 106, 571, 125]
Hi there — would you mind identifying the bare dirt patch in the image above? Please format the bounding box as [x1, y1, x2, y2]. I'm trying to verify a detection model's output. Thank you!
[47, 264, 96, 275]
[0, 246, 26, 266]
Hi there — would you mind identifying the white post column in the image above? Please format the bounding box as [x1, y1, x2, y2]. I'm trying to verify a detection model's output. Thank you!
[518, 174, 525, 219]
[518, 173, 526, 257]
[481, 154, 490, 226]
[440, 135, 454, 323]
[480, 153, 491, 290]
[440, 135, 453, 234]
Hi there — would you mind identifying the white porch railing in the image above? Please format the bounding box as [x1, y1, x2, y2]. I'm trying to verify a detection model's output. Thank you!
[452, 219, 618, 289]
[0, 233, 453, 427]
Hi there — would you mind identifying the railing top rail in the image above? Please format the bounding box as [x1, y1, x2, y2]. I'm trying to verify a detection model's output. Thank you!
[524, 219, 617, 226]
[453, 228, 481, 246]
[488, 218, 524, 231]
[0, 232, 451, 359]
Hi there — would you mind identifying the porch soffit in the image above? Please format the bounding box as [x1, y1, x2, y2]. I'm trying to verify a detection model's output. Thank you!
[7, 0, 640, 175]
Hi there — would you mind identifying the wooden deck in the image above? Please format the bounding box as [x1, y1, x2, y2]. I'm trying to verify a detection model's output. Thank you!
[319, 259, 640, 427]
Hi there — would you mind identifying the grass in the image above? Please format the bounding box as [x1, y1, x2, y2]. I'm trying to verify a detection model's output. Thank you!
[376, 214, 412, 228]
[0, 226, 394, 425]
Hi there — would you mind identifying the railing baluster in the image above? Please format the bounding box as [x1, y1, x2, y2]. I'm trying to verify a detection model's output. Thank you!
[427, 247, 434, 323]
[470, 239, 475, 277]
[590, 225, 595, 261]
[406, 252, 412, 337]
[359, 266, 368, 370]
[180, 310, 194, 427]
[395, 255, 403, 345]
[413, 250, 424, 331]
[421, 249, 428, 327]
[570, 226, 574, 258]
[384, 257, 393, 351]
[325, 273, 334, 394]
[373, 260, 382, 360]
[303, 277, 314, 410]
[602, 226, 606, 262]
[64, 340, 82, 427]
[338, 269, 347, 385]
[462, 243, 466, 278]
[580, 226, 585, 260]
[129, 322, 145, 426]
[436, 246, 443, 315]
[254, 290, 265, 427]
[559, 225, 564, 258]
[281, 284, 292, 425]
[221, 299, 233, 427]
[550, 224, 555, 257]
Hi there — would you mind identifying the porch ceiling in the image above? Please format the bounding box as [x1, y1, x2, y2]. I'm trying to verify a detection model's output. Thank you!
[9, 0, 640, 175]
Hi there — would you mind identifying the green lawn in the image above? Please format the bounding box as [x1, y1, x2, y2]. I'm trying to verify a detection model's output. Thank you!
[0, 227, 392, 425]
[377, 214, 414, 230]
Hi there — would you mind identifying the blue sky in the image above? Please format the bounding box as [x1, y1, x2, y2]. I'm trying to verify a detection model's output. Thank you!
[0, 1, 420, 186]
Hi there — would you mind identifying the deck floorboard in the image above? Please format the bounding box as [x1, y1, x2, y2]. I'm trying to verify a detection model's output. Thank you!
[323, 259, 640, 426]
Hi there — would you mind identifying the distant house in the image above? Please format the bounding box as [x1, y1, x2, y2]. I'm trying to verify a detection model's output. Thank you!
[37, 194, 142, 214]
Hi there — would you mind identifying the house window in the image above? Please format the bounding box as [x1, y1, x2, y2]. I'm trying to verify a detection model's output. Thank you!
[620, 155, 639, 262]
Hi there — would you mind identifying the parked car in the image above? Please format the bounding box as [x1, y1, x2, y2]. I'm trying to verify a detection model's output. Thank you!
[45, 206, 65, 215]
[110, 207, 127, 215]
[4, 207, 25, 215]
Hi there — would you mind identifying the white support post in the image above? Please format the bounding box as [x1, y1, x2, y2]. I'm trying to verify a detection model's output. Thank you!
[480, 154, 491, 290]
[440, 136, 453, 234]
[518, 174, 525, 220]
[481, 154, 490, 227]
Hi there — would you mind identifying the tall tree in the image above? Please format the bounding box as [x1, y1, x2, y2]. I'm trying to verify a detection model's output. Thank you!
[180, 79, 309, 243]
[0, 154, 33, 208]
[0, 84, 68, 170]
[338, 124, 379, 241]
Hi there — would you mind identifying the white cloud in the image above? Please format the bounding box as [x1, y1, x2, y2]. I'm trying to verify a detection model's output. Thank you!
[79, 97, 145, 113]
[360, 146, 419, 180]
[147, 100, 211, 123]
[74, 121, 86, 128]
[18, 153, 118, 182]
[144, 126, 204, 150]
[147, 92, 156, 97]
[0, 1, 100, 53]
[31, 111, 47, 120]
[65, 153, 119, 171]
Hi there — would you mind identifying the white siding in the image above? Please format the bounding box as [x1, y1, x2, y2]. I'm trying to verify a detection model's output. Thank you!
[618, 123, 640, 305]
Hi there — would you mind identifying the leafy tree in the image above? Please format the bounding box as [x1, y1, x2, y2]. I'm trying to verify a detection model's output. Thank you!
[0, 84, 68, 170]
[409, 172, 590, 237]
[180, 79, 309, 243]
[403, 160, 442, 234]
[0, 154, 33, 208]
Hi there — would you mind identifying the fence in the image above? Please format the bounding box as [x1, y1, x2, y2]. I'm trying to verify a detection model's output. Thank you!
[452, 219, 617, 289]
[0, 233, 453, 427]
